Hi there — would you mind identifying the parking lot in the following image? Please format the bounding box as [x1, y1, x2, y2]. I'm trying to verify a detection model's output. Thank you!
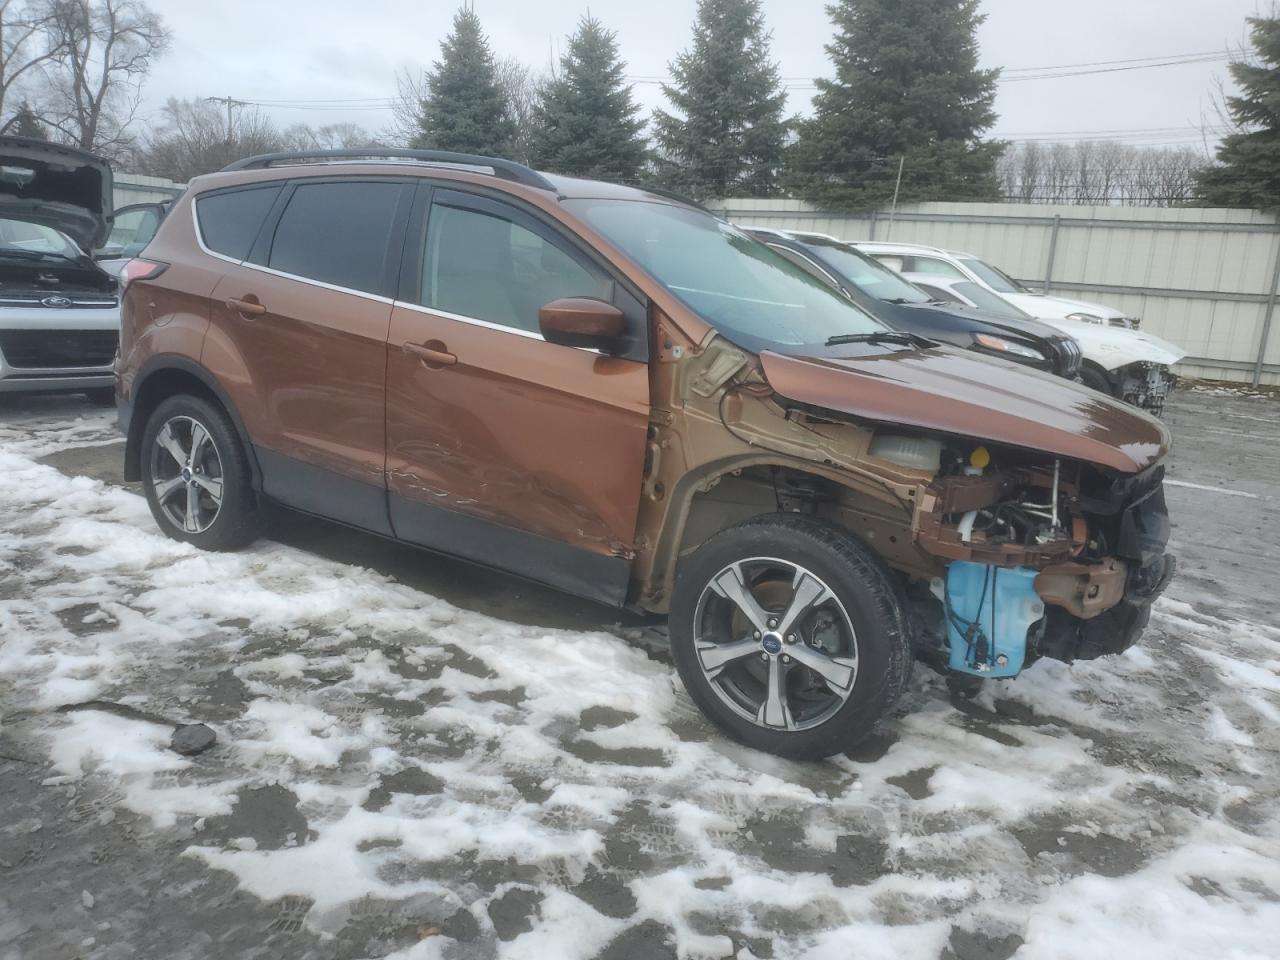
[1, 385, 1278, 960]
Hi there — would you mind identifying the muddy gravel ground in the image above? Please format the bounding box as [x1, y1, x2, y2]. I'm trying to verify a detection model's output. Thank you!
[0, 385, 1278, 960]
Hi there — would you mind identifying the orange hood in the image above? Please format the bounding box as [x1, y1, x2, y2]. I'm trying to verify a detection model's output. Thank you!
[760, 347, 1169, 473]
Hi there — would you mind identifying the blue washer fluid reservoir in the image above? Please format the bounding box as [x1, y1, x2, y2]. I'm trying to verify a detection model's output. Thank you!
[944, 562, 1045, 678]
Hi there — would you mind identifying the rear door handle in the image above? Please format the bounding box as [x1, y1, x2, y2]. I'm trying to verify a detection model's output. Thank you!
[403, 342, 457, 367]
[226, 297, 266, 317]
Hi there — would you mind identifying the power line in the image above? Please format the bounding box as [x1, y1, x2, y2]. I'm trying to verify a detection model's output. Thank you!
[1001, 49, 1232, 74]
[1001, 52, 1229, 83]
[625, 48, 1234, 91]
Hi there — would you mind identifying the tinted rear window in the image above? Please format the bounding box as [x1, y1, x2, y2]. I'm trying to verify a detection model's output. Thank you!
[267, 181, 403, 295]
[195, 185, 282, 260]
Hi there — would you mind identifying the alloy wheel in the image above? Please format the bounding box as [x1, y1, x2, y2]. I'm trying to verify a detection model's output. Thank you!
[148, 415, 225, 534]
[692, 557, 859, 732]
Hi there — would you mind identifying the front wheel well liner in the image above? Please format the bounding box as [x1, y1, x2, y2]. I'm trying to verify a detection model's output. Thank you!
[640, 456, 911, 612]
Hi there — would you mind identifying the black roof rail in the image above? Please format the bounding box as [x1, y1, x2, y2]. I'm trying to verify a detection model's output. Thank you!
[637, 184, 713, 214]
[220, 148, 557, 191]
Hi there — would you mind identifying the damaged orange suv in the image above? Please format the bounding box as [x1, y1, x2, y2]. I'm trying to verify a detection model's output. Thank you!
[116, 150, 1175, 758]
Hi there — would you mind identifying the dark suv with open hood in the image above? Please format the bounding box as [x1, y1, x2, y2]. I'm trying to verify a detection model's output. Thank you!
[115, 149, 1175, 759]
[0, 137, 118, 402]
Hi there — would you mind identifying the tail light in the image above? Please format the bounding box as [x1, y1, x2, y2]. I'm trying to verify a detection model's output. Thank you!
[119, 258, 169, 289]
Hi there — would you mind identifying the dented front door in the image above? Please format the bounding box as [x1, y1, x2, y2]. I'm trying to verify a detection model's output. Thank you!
[384, 187, 650, 604]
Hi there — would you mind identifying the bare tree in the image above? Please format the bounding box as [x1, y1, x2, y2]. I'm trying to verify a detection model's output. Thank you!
[388, 66, 425, 147]
[997, 140, 1212, 205]
[134, 99, 384, 181]
[495, 56, 543, 166]
[0, 0, 64, 132]
[135, 97, 288, 181]
[286, 120, 383, 152]
[37, 0, 169, 156]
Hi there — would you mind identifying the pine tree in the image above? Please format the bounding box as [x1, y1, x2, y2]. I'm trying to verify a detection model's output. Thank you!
[12, 103, 48, 140]
[529, 15, 647, 182]
[651, 0, 788, 199]
[1197, 16, 1280, 209]
[412, 6, 515, 157]
[789, 0, 1003, 210]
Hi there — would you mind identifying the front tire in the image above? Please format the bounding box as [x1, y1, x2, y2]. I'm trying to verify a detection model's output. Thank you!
[1078, 364, 1114, 396]
[141, 394, 262, 551]
[670, 514, 912, 760]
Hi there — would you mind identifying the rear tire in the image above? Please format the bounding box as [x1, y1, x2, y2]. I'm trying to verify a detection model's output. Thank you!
[141, 394, 261, 551]
[670, 514, 912, 760]
[1078, 364, 1114, 396]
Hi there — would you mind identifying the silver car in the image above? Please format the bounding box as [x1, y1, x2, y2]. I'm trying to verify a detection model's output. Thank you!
[0, 138, 119, 404]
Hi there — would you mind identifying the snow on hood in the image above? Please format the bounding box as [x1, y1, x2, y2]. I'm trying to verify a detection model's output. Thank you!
[0, 136, 113, 251]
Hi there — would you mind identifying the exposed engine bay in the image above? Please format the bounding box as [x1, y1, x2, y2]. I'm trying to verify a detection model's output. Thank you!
[635, 330, 1177, 689]
[906, 438, 1176, 674]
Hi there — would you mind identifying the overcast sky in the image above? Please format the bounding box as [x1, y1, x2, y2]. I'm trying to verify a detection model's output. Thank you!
[143, 0, 1261, 153]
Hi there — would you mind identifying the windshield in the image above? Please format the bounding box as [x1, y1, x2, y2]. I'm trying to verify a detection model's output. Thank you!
[951, 280, 1035, 320]
[0, 218, 79, 258]
[803, 240, 930, 303]
[960, 257, 1027, 294]
[563, 199, 888, 354]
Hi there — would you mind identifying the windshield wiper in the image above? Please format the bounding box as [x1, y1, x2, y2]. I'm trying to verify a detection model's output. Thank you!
[881, 297, 917, 305]
[825, 330, 932, 348]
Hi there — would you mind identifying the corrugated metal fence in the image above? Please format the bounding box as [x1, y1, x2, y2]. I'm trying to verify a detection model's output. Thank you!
[712, 199, 1280, 386]
[101, 176, 1280, 385]
[113, 173, 185, 209]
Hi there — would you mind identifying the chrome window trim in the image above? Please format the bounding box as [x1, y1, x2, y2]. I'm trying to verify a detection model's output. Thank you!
[238, 260, 397, 305]
[392, 300, 616, 358]
[190, 199, 247, 267]
[191, 187, 612, 352]
[391, 299, 545, 341]
[191, 198, 397, 306]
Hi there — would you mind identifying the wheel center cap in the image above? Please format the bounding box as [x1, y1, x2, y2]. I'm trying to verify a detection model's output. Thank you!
[181, 466, 193, 482]
[761, 633, 783, 655]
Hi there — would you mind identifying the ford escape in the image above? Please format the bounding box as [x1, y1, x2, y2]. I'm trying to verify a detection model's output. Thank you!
[115, 150, 1175, 759]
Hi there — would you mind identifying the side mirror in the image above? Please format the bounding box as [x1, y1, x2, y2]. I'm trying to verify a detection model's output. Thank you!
[538, 297, 625, 350]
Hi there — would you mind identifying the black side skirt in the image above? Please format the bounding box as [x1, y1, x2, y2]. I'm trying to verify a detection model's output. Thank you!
[256, 447, 394, 537]
[253, 445, 630, 607]
[389, 492, 630, 608]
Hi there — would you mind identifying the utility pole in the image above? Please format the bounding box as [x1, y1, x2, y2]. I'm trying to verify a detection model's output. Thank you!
[885, 155, 906, 240]
[204, 96, 247, 140]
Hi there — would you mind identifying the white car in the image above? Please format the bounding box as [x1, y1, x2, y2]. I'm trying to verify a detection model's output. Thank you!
[0, 138, 120, 404]
[854, 241, 1186, 415]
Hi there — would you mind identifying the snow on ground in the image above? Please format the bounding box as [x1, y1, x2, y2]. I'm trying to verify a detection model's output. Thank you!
[1, 403, 1279, 960]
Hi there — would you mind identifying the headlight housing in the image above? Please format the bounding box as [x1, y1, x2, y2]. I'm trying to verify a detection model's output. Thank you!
[973, 333, 1045, 361]
[1066, 312, 1105, 325]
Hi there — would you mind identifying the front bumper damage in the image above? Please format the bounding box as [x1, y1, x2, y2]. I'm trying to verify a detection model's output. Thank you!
[1116, 361, 1176, 416]
[914, 461, 1175, 677]
[1034, 465, 1175, 663]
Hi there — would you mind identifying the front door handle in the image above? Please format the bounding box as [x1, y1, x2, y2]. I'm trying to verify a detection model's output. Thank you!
[403, 341, 457, 368]
[226, 296, 266, 317]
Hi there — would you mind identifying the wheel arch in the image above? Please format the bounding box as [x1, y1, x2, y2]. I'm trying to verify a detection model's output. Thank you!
[124, 355, 261, 487]
[1078, 359, 1117, 396]
[637, 453, 915, 612]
